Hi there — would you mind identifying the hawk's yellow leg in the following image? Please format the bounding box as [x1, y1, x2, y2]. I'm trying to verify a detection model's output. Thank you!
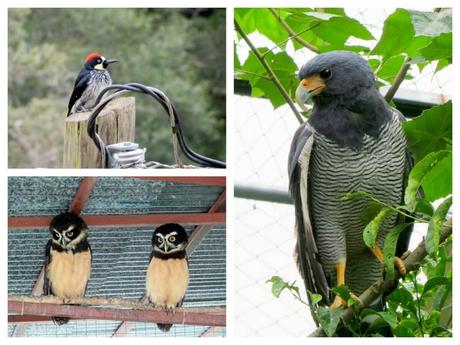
[329, 260, 361, 308]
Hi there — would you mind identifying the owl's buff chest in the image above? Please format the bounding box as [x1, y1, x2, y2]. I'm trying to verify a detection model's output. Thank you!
[146, 257, 189, 308]
[47, 248, 91, 298]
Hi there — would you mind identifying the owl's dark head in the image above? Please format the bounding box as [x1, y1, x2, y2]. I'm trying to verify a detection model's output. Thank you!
[152, 223, 188, 255]
[49, 212, 88, 249]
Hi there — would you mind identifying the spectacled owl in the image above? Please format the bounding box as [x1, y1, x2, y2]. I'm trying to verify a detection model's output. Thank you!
[146, 223, 189, 332]
[43, 212, 92, 325]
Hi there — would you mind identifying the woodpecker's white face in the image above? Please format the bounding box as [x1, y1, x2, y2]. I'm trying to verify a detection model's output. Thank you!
[94, 56, 106, 71]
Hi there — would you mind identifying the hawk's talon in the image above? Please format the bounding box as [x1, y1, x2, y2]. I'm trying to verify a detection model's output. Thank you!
[394, 256, 407, 275]
[329, 295, 346, 308]
[400, 250, 411, 260]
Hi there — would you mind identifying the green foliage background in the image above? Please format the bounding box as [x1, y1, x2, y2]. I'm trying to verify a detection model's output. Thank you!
[235, 8, 452, 337]
[9, 8, 226, 168]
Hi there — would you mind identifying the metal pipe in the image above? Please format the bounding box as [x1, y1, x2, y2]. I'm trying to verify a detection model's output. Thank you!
[235, 184, 293, 205]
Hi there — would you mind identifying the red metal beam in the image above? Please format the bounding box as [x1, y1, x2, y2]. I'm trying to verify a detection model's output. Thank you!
[129, 176, 225, 186]
[9, 301, 226, 327]
[9, 212, 225, 229]
[9, 315, 51, 324]
[69, 177, 97, 214]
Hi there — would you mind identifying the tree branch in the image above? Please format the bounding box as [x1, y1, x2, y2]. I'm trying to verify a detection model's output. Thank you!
[269, 8, 320, 54]
[308, 217, 452, 337]
[384, 56, 412, 103]
[234, 18, 304, 124]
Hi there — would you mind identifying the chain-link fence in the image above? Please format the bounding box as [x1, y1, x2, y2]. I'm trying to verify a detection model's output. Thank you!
[235, 8, 452, 336]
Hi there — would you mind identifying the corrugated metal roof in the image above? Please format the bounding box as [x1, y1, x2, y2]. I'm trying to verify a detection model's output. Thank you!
[8, 177, 225, 337]
[8, 177, 224, 216]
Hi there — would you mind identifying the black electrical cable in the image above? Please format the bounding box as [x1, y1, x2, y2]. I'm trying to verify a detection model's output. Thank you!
[87, 83, 226, 168]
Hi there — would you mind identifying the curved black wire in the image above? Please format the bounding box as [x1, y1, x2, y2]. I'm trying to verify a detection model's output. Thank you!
[87, 83, 226, 168]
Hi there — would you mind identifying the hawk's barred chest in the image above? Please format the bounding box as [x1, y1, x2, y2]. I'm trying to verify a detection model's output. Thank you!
[309, 112, 406, 261]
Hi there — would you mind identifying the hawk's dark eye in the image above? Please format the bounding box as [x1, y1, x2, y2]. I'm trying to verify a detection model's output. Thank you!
[320, 68, 332, 80]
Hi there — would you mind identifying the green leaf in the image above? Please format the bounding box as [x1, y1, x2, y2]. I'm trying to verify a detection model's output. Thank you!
[435, 58, 450, 73]
[315, 306, 342, 337]
[341, 190, 369, 201]
[420, 32, 452, 61]
[383, 223, 412, 279]
[308, 291, 323, 305]
[403, 101, 452, 162]
[387, 284, 418, 318]
[406, 36, 432, 59]
[331, 285, 351, 301]
[393, 319, 419, 336]
[372, 9, 415, 59]
[422, 276, 450, 296]
[266, 276, 289, 298]
[426, 196, 452, 254]
[414, 199, 434, 217]
[361, 201, 384, 224]
[312, 14, 374, 46]
[363, 207, 393, 248]
[409, 9, 452, 37]
[237, 9, 289, 45]
[376, 311, 398, 329]
[284, 10, 373, 51]
[421, 152, 452, 202]
[241, 49, 298, 109]
[404, 151, 450, 209]
[377, 55, 406, 83]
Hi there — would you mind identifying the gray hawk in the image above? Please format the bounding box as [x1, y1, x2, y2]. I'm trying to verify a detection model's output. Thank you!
[289, 51, 412, 312]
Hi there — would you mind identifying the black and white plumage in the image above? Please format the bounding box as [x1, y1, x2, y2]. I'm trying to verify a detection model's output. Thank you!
[67, 53, 117, 116]
[145, 223, 189, 332]
[290, 51, 413, 314]
[43, 212, 92, 325]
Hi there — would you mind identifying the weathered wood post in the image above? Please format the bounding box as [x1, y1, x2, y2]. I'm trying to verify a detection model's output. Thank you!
[63, 97, 136, 168]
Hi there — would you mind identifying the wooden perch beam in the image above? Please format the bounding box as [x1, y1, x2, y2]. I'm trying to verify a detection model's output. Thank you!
[308, 218, 452, 337]
[8, 212, 225, 229]
[8, 295, 225, 326]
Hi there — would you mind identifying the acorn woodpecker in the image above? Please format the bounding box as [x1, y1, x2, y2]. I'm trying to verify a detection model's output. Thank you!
[67, 53, 118, 117]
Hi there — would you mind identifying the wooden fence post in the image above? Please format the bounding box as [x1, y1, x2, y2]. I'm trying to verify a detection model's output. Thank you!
[63, 97, 136, 168]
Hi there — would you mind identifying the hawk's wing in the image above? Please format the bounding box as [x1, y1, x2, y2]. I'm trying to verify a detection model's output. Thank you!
[288, 121, 330, 306]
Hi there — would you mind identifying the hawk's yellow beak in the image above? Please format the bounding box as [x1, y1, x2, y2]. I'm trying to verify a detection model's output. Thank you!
[295, 75, 326, 112]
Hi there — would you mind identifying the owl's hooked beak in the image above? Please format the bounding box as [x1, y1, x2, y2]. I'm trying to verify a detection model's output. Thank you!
[162, 242, 169, 253]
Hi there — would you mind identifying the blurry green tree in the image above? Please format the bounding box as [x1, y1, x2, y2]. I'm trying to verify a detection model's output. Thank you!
[8, 8, 226, 168]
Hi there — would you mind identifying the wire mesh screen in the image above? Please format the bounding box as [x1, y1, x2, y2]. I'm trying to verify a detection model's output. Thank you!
[8, 321, 225, 337]
[235, 8, 451, 336]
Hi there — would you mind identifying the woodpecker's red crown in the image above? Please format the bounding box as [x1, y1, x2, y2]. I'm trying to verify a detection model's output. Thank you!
[85, 53, 103, 62]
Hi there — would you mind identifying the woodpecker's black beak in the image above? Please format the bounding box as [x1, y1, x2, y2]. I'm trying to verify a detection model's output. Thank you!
[103, 58, 118, 68]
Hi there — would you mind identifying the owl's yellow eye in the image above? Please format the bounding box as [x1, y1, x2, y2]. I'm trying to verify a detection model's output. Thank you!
[67, 231, 73, 237]
[168, 235, 176, 243]
[157, 237, 164, 243]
